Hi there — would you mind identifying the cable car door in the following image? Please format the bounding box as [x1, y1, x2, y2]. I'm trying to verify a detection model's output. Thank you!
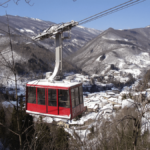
[37, 88, 47, 113]
[47, 89, 58, 115]
[58, 89, 70, 116]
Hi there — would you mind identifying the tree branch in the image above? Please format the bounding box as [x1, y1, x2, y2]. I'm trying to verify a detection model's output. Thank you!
[0, 0, 10, 7]
[0, 122, 19, 136]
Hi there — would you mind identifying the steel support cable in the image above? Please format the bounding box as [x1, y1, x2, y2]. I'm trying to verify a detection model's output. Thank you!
[79, 0, 144, 25]
[78, 0, 142, 24]
[79, 4, 143, 25]
[78, 0, 134, 24]
[79, 0, 145, 25]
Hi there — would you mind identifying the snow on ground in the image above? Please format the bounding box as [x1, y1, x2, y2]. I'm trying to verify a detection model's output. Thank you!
[20, 29, 24, 32]
[87, 28, 101, 34]
[24, 28, 34, 33]
[102, 36, 124, 41]
[30, 18, 42, 21]
[74, 77, 82, 82]
[77, 25, 101, 34]
[125, 52, 150, 68]
[75, 129, 90, 141]
[96, 55, 102, 62]
[72, 39, 79, 44]
[118, 59, 125, 68]
[42, 117, 53, 123]
[68, 48, 73, 53]
[102, 36, 117, 41]
[124, 39, 129, 41]
[122, 69, 141, 78]
[77, 25, 85, 29]
[64, 128, 75, 138]
[102, 104, 113, 113]
[108, 97, 122, 104]
[35, 18, 42, 21]
[68, 112, 98, 125]
[122, 99, 134, 108]
[16, 28, 35, 34]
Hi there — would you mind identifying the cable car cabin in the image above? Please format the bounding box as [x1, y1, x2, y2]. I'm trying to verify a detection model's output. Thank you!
[26, 80, 84, 120]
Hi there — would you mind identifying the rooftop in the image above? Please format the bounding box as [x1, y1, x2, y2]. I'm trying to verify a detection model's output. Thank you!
[27, 79, 81, 88]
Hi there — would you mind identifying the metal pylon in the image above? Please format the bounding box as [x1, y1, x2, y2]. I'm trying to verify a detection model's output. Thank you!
[48, 33, 62, 82]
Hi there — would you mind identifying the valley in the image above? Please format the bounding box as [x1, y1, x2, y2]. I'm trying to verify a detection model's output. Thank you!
[1, 14, 150, 150]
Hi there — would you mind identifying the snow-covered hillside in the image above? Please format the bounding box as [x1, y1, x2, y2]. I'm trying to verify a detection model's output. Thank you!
[71, 27, 150, 78]
[0, 15, 102, 57]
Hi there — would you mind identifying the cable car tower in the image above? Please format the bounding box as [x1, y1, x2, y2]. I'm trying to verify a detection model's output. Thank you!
[33, 20, 78, 81]
[26, 0, 146, 120]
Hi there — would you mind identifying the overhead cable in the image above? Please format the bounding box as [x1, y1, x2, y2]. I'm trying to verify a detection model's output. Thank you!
[78, 0, 145, 25]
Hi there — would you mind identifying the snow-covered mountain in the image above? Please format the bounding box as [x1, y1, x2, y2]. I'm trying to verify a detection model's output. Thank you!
[71, 27, 150, 78]
[146, 25, 150, 28]
[0, 15, 102, 57]
[0, 15, 102, 87]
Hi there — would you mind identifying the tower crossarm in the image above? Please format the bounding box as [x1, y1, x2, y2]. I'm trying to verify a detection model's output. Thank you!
[32, 20, 78, 41]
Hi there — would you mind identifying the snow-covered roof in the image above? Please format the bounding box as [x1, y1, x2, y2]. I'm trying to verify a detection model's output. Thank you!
[27, 79, 81, 88]
[146, 88, 150, 91]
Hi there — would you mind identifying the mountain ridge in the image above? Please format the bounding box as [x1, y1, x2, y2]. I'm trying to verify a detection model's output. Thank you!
[71, 27, 150, 78]
[0, 15, 102, 57]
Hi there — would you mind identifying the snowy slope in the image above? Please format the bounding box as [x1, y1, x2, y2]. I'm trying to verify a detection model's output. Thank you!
[71, 27, 150, 77]
[0, 15, 102, 57]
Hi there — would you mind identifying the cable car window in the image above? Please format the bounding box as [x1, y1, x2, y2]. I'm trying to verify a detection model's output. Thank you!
[71, 89, 75, 108]
[75, 87, 79, 106]
[48, 89, 56, 106]
[28, 87, 36, 104]
[79, 86, 83, 104]
[58, 90, 70, 108]
[37, 88, 45, 105]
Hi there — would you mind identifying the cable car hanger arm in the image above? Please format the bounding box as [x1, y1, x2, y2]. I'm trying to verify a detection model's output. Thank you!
[32, 20, 78, 41]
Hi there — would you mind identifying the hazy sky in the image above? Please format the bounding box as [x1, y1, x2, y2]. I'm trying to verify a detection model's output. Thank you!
[0, 0, 149, 30]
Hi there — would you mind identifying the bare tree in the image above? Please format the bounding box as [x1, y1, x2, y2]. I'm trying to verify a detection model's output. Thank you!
[0, 14, 35, 150]
[0, 0, 33, 7]
[23, 120, 70, 150]
[69, 93, 150, 150]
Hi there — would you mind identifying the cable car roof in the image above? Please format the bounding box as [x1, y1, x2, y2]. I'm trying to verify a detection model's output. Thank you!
[26, 79, 82, 88]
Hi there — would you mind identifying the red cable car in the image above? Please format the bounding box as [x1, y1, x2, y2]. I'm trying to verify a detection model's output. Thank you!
[26, 80, 84, 119]
[26, 21, 84, 120]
